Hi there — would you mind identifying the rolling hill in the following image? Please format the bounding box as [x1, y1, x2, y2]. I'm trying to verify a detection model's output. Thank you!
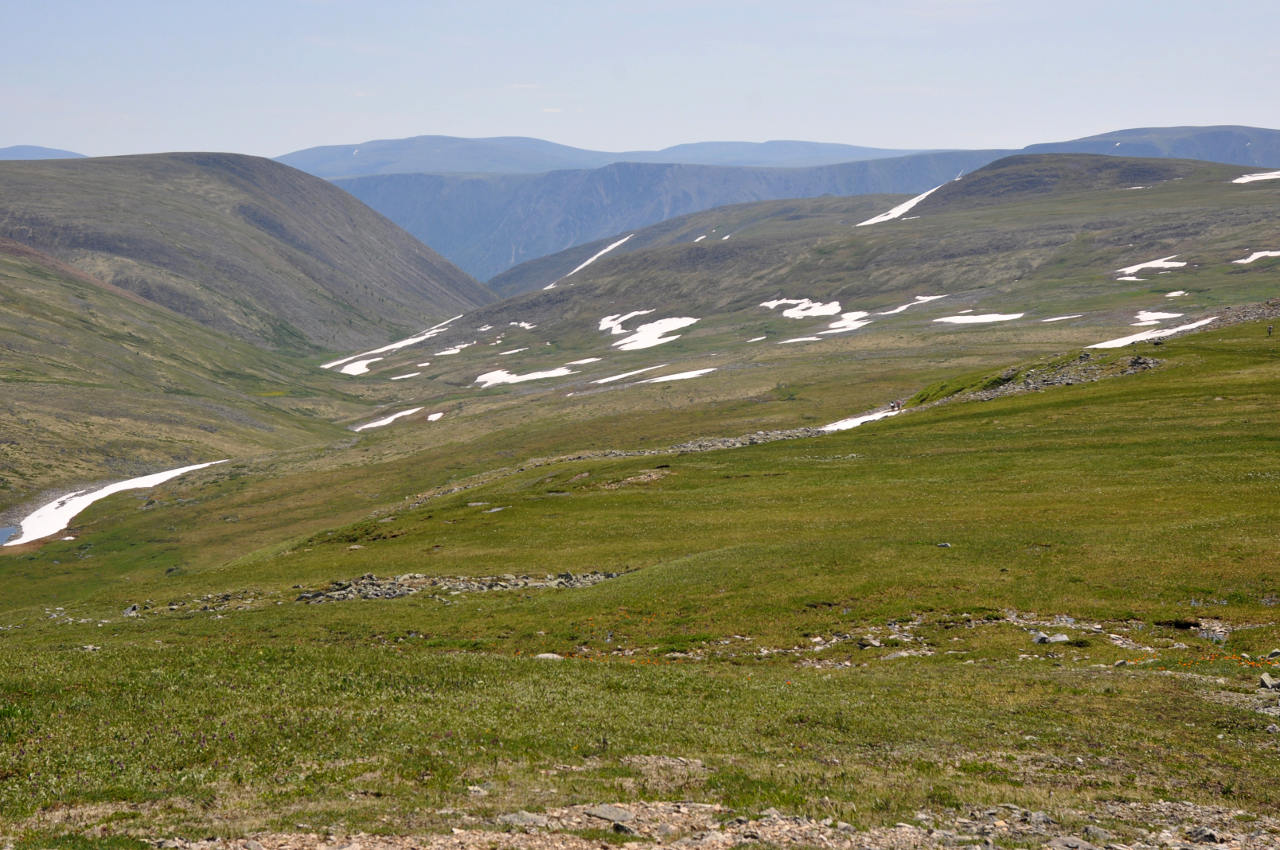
[335, 150, 1006, 281]
[3, 152, 1280, 842]
[316, 125, 1280, 285]
[0, 153, 492, 353]
[0, 144, 84, 160]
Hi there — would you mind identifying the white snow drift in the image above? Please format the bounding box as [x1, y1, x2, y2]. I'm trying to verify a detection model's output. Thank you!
[546, 234, 635, 288]
[821, 409, 900, 432]
[353, 408, 424, 431]
[1087, 317, 1217, 349]
[1232, 171, 1280, 184]
[760, 299, 842, 319]
[322, 315, 461, 370]
[5, 460, 228, 547]
[614, 317, 699, 351]
[474, 367, 577, 388]
[856, 185, 942, 227]
[934, 313, 1024, 324]
[1233, 251, 1280, 264]
[1115, 256, 1186, 276]
[638, 368, 716, 383]
[876, 295, 947, 316]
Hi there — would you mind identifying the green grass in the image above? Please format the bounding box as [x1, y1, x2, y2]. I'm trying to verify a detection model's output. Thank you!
[3, 319, 1278, 838]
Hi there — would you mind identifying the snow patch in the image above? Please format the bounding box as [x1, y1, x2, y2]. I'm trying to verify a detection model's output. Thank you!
[436, 342, 475, 356]
[1116, 276, 1146, 282]
[1041, 315, 1083, 323]
[822, 409, 899, 433]
[933, 313, 1023, 324]
[389, 372, 420, 380]
[593, 365, 667, 384]
[1232, 170, 1280, 184]
[693, 235, 707, 242]
[1165, 291, 1187, 297]
[615, 317, 699, 351]
[474, 367, 576, 388]
[498, 348, 528, 356]
[548, 234, 635, 288]
[5, 460, 229, 547]
[1233, 251, 1280, 264]
[1131, 310, 1182, 327]
[353, 407, 423, 432]
[876, 295, 947, 316]
[778, 336, 822, 344]
[509, 321, 537, 329]
[761, 298, 842, 319]
[1087, 317, 1217, 349]
[747, 336, 767, 342]
[427, 412, 443, 422]
[600, 310, 654, 335]
[1116, 256, 1185, 276]
[566, 358, 602, 365]
[339, 357, 383, 376]
[638, 368, 716, 383]
[855, 184, 942, 226]
[820, 312, 872, 334]
[322, 315, 461, 370]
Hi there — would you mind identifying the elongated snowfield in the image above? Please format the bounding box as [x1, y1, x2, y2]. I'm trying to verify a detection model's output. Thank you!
[593, 365, 667, 384]
[822, 409, 899, 432]
[876, 295, 947, 315]
[638, 368, 716, 383]
[354, 407, 423, 432]
[339, 357, 383, 376]
[1116, 256, 1186, 275]
[5, 460, 228, 547]
[1233, 251, 1280, 264]
[600, 310, 654, 335]
[856, 185, 942, 226]
[546, 234, 635, 288]
[1232, 170, 1280, 184]
[1087, 317, 1217, 349]
[475, 367, 576, 388]
[934, 313, 1023, 324]
[615, 317, 698, 350]
[760, 298, 842, 318]
[1042, 315, 1083, 322]
[322, 315, 461, 370]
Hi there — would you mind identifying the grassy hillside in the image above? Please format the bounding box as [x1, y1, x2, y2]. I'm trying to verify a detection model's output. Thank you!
[0, 153, 491, 353]
[2, 152, 1279, 843]
[0, 238, 373, 513]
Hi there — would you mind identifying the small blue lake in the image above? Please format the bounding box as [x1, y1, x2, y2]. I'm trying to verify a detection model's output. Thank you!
[0, 526, 17, 545]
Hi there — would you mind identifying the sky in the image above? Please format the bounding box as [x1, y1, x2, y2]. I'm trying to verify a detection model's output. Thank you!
[3, 0, 1277, 158]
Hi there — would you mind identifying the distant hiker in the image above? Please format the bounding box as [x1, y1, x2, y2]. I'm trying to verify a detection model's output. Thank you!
[1269, 324, 1273, 337]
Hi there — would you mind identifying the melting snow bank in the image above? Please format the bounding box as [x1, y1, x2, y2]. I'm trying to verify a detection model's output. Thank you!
[546, 234, 635, 288]
[338, 357, 383, 376]
[1232, 170, 1280, 184]
[4, 460, 228, 547]
[856, 184, 942, 226]
[593, 365, 667, 384]
[1087, 317, 1217, 349]
[876, 295, 947, 315]
[638, 368, 716, 383]
[934, 313, 1023, 324]
[1116, 256, 1186, 276]
[353, 407, 424, 431]
[322, 315, 461, 370]
[615, 317, 698, 350]
[821, 311, 872, 334]
[475, 367, 576, 388]
[761, 298, 841, 318]
[1233, 251, 1280, 264]
[822, 409, 900, 432]
[600, 310, 654, 335]
[1042, 314, 1083, 322]
[1131, 310, 1182, 327]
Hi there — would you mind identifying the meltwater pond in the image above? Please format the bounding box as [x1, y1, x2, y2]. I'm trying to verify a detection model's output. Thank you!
[0, 526, 17, 546]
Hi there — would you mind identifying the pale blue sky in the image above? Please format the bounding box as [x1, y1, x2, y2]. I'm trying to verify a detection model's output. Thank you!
[3, 0, 1276, 157]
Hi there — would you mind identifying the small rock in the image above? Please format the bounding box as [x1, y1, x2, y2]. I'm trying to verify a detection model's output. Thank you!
[612, 822, 637, 835]
[466, 785, 488, 796]
[1032, 631, 1050, 644]
[1265, 723, 1278, 734]
[498, 811, 548, 828]
[585, 804, 634, 823]
[1260, 672, 1279, 690]
[937, 542, 952, 548]
[1084, 826, 1113, 843]
[858, 636, 882, 649]
[1114, 659, 1128, 666]
[244, 841, 265, 850]
[123, 604, 139, 617]
[1267, 648, 1280, 659]
[1186, 826, 1224, 844]
[1046, 633, 1071, 644]
[1047, 838, 1100, 850]
[347, 544, 364, 550]
[534, 652, 563, 660]
[760, 807, 782, 819]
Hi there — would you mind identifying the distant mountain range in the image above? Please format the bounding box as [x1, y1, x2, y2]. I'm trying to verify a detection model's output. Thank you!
[306, 125, 1280, 285]
[276, 136, 920, 177]
[0, 145, 85, 160]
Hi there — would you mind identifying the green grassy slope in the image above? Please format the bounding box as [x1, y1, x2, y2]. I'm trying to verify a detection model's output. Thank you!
[0, 239, 372, 512]
[2, 152, 1279, 840]
[0, 153, 491, 353]
[1, 317, 1277, 838]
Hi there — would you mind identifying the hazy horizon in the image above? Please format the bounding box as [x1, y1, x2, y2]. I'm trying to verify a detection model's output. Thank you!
[4, 0, 1277, 158]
